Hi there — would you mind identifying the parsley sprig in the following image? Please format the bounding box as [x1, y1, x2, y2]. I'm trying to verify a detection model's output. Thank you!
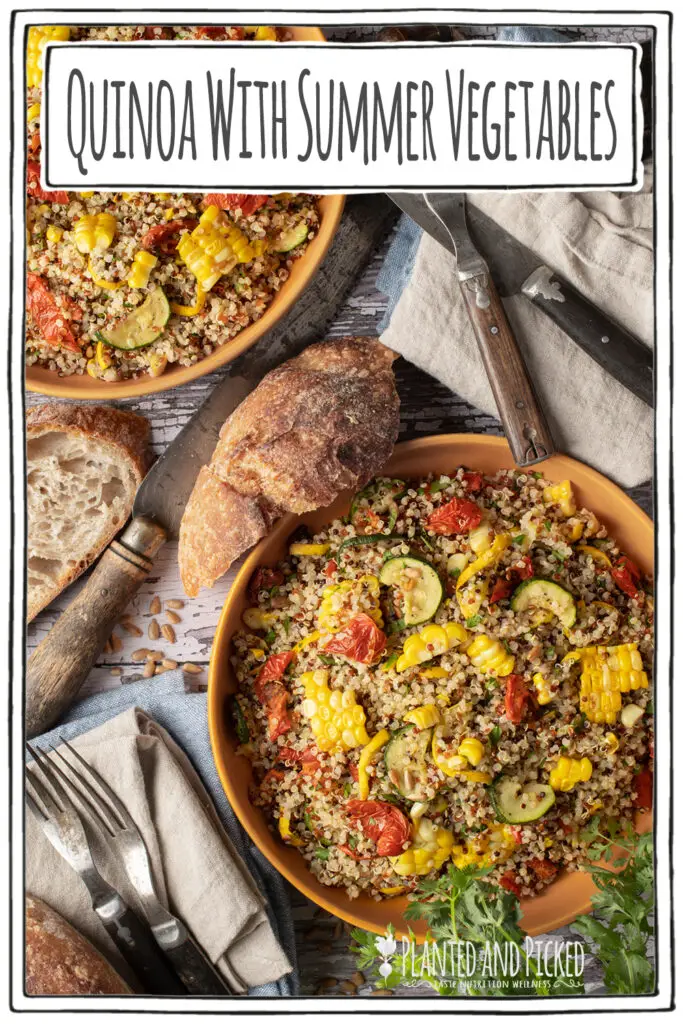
[572, 820, 655, 995]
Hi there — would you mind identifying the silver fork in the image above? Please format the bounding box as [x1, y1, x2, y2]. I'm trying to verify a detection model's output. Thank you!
[49, 739, 232, 996]
[25, 743, 185, 995]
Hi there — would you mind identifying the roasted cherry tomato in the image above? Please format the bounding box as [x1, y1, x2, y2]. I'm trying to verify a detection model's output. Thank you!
[203, 193, 268, 216]
[26, 161, 69, 204]
[345, 800, 411, 857]
[139, 219, 196, 254]
[461, 471, 483, 493]
[324, 559, 338, 579]
[278, 746, 322, 775]
[255, 652, 294, 742]
[352, 507, 384, 535]
[26, 274, 80, 352]
[323, 613, 386, 665]
[426, 496, 482, 536]
[499, 871, 522, 897]
[504, 674, 530, 724]
[489, 578, 513, 605]
[255, 652, 294, 689]
[633, 768, 653, 810]
[247, 566, 285, 603]
[527, 857, 559, 881]
[194, 26, 238, 40]
[611, 556, 641, 600]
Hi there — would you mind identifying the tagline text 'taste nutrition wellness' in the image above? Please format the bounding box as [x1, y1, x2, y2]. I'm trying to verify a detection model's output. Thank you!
[66, 68, 620, 173]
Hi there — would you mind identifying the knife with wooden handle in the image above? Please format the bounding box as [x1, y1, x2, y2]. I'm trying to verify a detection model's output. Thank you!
[423, 192, 556, 468]
[391, 192, 653, 408]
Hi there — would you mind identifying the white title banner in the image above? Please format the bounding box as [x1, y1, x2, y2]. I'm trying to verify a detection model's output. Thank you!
[42, 41, 642, 192]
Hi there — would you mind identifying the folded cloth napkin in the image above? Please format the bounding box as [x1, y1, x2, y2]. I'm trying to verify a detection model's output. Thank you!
[25, 672, 296, 996]
[379, 29, 654, 490]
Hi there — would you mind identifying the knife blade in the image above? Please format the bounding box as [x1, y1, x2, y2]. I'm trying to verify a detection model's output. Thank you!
[389, 192, 653, 407]
[25, 193, 402, 738]
[422, 192, 556, 468]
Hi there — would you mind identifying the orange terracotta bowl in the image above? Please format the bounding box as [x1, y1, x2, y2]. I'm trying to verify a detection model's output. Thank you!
[208, 435, 654, 939]
[25, 27, 344, 400]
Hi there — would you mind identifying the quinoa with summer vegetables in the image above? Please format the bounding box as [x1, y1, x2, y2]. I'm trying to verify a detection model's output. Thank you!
[231, 468, 653, 901]
[25, 25, 319, 382]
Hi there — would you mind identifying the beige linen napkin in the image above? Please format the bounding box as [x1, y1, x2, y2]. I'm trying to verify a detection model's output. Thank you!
[382, 176, 654, 488]
[26, 707, 291, 993]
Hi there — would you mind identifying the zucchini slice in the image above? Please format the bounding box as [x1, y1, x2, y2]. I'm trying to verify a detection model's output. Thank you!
[99, 288, 170, 350]
[510, 577, 577, 628]
[490, 776, 556, 824]
[379, 555, 444, 626]
[384, 725, 432, 800]
[273, 220, 309, 252]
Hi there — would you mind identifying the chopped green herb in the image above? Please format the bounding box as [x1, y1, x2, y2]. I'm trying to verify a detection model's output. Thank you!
[544, 519, 552, 531]
[343, 782, 352, 797]
[303, 812, 313, 831]
[532, 471, 543, 479]
[347, 834, 358, 849]
[448, 566, 462, 579]
[419, 528, 435, 551]
[466, 614, 482, 628]
[282, 615, 291, 637]
[318, 654, 336, 666]
[429, 479, 450, 493]
[488, 725, 501, 746]
[502, 640, 513, 655]
[545, 646, 556, 660]
[263, 629, 276, 645]
[269, 585, 280, 596]
[314, 848, 330, 861]
[512, 534, 526, 545]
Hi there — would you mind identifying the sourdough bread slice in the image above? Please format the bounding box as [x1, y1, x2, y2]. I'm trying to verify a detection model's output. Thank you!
[26, 404, 150, 622]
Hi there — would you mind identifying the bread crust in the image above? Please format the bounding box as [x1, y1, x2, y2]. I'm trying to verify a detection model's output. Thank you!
[26, 404, 150, 621]
[179, 337, 399, 597]
[25, 895, 130, 995]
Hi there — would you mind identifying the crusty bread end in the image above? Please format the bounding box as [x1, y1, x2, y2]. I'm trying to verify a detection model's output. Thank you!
[26, 404, 150, 622]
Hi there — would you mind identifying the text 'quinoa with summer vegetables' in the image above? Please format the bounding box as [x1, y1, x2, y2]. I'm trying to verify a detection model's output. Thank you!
[25, 25, 319, 382]
[231, 468, 653, 901]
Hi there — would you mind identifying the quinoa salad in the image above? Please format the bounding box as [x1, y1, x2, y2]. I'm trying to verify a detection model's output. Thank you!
[231, 467, 654, 901]
[25, 26, 320, 382]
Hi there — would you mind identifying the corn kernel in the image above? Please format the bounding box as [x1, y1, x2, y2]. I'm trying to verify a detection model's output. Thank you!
[458, 737, 485, 766]
[532, 672, 553, 706]
[27, 102, 41, 122]
[391, 818, 455, 876]
[242, 607, 277, 631]
[46, 224, 63, 243]
[255, 26, 278, 40]
[543, 479, 576, 517]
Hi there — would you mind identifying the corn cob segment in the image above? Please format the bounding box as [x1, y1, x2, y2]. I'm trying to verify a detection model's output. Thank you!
[466, 634, 515, 677]
[177, 205, 259, 291]
[564, 642, 649, 724]
[390, 818, 455, 876]
[549, 756, 593, 792]
[27, 26, 70, 88]
[127, 250, 157, 289]
[300, 670, 370, 752]
[451, 824, 517, 868]
[395, 622, 469, 672]
[74, 213, 117, 253]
